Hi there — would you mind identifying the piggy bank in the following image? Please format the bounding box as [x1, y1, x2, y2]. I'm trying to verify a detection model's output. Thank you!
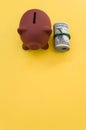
[17, 9, 52, 50]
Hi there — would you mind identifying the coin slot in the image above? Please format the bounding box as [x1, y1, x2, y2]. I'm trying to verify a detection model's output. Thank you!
[33, 12, 36, 24]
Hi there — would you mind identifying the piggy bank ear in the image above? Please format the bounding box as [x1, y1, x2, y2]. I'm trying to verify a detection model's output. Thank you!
[17, 27, 27, 35]
[43, 26, 52, 35]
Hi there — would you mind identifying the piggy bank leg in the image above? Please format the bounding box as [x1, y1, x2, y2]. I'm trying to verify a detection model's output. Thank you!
[42, 43, 49, 50]
[22, 44, 29, 50]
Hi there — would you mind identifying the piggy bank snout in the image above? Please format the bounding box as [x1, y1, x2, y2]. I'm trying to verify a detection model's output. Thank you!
[28, 42, 40, 50]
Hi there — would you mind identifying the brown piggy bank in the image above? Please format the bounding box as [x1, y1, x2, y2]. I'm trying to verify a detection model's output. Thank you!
[17, 9, 52, 50]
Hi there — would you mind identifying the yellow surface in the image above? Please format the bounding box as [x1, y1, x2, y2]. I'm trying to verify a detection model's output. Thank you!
[0, 0, 86, 130]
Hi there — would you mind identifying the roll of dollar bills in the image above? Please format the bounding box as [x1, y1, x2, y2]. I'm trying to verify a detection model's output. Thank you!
[54, 22, 71, 52]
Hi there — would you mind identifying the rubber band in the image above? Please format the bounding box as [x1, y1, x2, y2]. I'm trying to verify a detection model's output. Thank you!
[54, 33, 71, 39]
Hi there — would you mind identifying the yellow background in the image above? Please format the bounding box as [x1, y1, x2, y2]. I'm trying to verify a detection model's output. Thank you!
[0, 0, 86, 130]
